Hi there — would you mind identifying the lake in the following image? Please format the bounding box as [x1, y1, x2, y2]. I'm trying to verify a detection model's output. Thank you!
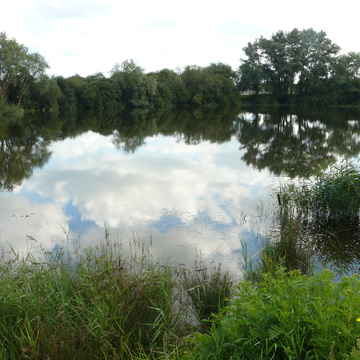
[1, 107, 360, 276]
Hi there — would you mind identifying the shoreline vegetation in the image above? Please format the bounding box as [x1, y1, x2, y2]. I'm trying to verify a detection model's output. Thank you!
[1, 158, 360, 358]
[1, 28, 360, 118]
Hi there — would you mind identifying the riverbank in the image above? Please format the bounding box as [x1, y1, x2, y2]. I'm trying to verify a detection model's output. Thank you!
[1, 237, 360, 359]
[239, 93, 360, 110]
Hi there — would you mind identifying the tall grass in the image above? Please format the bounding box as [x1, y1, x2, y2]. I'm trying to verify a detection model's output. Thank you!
[274, 157, 360, 273]
[280, 157, 360, 222]
[0, 231, 234, 359]
[180, 254, 234, 331]
[239, 197, 313, 283]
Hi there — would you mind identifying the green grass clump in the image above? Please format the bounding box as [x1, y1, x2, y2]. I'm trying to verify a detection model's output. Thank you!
[0, 243, 178, 359]
[193, 268, 360, 360]
[275, 157, 360, 272]
[241, 204, 312, 284]
[280, 158, 360, 222]
[0, 235, 235, 359]
[180, 258, 234, 330]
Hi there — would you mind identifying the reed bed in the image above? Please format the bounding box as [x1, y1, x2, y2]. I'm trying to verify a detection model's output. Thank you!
[0, 233, 233, 359]
[279, 157, 360, 223]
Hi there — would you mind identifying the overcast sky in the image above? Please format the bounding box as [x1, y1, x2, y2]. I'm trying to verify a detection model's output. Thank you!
[1, 0, 359, 78]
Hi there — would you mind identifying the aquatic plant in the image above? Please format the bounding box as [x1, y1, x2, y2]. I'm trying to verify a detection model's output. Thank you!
[0, 230, 234, 359]
[239, 197, 312, 283]
[280, 157, 360, 222]
[180, 255, 234, 330]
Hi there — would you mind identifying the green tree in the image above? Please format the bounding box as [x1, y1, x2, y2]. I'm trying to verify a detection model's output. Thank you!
[26, 75, 61, 111]
[0, 32, 27, 98]
[0, 32, 49, 105]
[180, 64, 239, 107]
[109, 59, 157, 107]
[237, 40, 264, 96]
[14, 52, 49, 105]
[238, 28, 341, 103]
[56, 76, 78, 113]
[331, 52, 360, 105]
[293, 29, 340, 98]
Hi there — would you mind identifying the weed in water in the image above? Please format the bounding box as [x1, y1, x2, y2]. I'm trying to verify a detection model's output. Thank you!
[240, 197, 313, 282]
[276, 157, 360, 272]
[0, 227, 235, 359]
[280, 157, 360, 222]
[180, 254, 234, 331]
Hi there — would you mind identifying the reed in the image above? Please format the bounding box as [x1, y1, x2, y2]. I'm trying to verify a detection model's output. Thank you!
[280, 157, 360, 222]
[0, 231, 233, 359]
[180, 255, 234, 331]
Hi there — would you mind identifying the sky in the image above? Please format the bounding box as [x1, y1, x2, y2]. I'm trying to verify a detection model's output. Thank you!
[1, 0, 359, 78]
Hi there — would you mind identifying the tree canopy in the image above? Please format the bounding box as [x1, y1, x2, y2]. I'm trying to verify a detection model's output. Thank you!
[0, 32, 49, 105]
[238, 28, 360, 105]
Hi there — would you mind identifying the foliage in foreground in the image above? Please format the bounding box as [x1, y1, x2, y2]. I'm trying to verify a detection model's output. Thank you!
[0, 238, 233, 359]
[193, 268, 360, 360]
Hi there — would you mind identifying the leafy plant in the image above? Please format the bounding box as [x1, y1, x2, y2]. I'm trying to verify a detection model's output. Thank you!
[344, 339, 360, 360]
[193, 269, 360, 360]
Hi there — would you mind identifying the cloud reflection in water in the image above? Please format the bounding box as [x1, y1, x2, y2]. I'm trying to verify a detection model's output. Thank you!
[0, 131, 274, 275]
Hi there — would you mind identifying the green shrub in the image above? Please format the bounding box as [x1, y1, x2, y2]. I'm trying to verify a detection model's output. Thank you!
[193, 269, 360, 360]
[344, 339, 360, 360]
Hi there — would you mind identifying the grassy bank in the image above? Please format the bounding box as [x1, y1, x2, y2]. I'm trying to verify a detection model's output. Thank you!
[3, 237, 360, 359]
[0, 237, 233, 359]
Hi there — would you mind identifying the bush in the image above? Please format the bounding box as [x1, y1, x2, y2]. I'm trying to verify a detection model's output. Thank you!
[193, 269, 360, 360]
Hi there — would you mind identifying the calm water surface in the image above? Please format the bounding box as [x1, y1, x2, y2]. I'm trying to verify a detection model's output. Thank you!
[1, 108, 360, 275]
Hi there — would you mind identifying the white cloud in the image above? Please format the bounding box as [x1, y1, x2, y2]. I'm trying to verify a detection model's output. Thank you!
[2, 0, 358, 77]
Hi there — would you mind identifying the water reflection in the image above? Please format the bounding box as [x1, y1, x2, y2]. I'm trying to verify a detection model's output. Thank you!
[237, 108, 360, 178]
[0, 118, 57, 191]
[1, 108, 360, 275]
[307, 218, 360, 273]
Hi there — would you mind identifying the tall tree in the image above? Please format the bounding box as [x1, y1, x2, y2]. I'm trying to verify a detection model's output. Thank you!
[0, 32, 27, 98]
[293, 29, 340, 97]
[237, 40, 264, 95]
[109, 59, 157, 107]
[238, 29, 341, 102]
[0, 32, 49, 105]
[14, 52, 49, 105]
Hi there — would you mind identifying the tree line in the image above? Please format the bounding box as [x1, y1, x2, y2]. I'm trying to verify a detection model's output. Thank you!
[0, 32, 240, 114]
[2, 29, 360, 114]
[238, 28, 360, 105]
